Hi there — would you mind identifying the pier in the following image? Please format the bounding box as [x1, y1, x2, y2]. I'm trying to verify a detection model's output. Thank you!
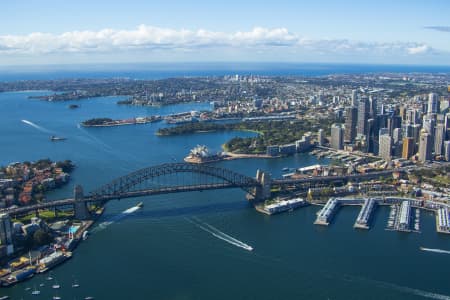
[436, 207, 450, 234]
[397, 200, 411, 232]
[354, 198, 377, 229]
[314, 198, 340, 226]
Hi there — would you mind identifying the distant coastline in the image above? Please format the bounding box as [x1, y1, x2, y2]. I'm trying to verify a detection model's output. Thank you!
[1, 62, 450, 82]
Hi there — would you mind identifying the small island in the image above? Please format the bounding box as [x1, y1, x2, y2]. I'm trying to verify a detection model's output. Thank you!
[81, 116, 162, 127]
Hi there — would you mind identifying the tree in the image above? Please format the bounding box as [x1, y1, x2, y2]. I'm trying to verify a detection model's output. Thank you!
[33, 229, 53, 247]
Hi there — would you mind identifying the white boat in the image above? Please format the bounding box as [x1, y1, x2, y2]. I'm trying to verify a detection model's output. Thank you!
[53, 295, 61, 300]
[82, 231, 89, 240]
[52, 280, 61, 289]
[72, 278, 80, 288]
[31, 286, 41, 295]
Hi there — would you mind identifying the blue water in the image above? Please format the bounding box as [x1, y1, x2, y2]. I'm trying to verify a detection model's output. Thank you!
[0, 90, 449, 300]
[1, 62, 450, 81]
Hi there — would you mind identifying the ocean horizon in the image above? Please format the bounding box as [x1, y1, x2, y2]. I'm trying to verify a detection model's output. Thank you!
[1, 62, 450, 82]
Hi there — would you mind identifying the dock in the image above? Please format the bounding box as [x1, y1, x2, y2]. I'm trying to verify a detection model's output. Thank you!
[354, 198, 377, 229]
[436, 207, 450, 234]
[314, 198, 340, 226]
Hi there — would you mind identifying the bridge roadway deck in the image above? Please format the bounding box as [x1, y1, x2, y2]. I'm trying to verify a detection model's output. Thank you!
[4, 169, 399, 216]
[272, 170, 396, 185]
[4, 183, 252, 215]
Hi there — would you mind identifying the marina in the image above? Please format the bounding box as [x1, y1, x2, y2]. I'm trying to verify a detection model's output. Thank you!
[311, 197, 440, 234]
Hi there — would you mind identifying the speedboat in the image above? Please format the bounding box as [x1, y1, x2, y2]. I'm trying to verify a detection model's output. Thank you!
[50, 136, 67, 141]
[31, 287, 41, 295]
[84, 297, 95, 300]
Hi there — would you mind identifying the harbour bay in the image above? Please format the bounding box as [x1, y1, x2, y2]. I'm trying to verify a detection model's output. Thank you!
[0, 89, 449, 300]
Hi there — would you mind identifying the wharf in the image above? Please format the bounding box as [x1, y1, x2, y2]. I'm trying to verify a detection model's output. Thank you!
[314, 198, 340, 226]
[354, 198, 377, 230]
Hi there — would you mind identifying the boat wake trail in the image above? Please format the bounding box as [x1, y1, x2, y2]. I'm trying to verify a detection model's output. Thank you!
[92, 204, 143, 233]
[21, 119, 54, 134]
[341, 274, 450, 300]
[76, 125, 114, 151]
[187, 217, 253, 251]
[420, 247, 450, 255]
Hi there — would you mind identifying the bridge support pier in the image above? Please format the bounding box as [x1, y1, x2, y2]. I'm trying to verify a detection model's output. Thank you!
[74, 185, 90, 220]
[253, 170, 271, 203]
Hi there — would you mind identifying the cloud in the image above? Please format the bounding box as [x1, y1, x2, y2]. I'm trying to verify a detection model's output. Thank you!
[424, 26, 450, 33]
[407, 44, 430, 55]
[0, 25, 435, 57]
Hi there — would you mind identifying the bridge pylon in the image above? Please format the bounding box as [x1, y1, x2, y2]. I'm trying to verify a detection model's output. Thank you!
[253, 169, 271, 203]
[74, 185, 90, 220]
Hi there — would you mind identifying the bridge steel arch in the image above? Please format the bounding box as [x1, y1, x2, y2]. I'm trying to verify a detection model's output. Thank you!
[89, 163, 260, 198]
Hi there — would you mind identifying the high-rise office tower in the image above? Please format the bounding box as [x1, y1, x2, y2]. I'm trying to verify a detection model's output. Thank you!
[405, 109, 420, 125]
[393, 128, 402, 145]
[402, 137, 415, 159]
[344, 106, 357, 143]
[418, 130, 432, 163]
[366, 118, 376, 153]
[0, 213, 13, 256]
[331, 124, 344, 150]
[317, 129, 325, 146]
[445, 113, 450, 139]
[444, 141, 450, 161]
[369, 96, 377, 118]
[357, 97, 369, 136]
[434, 124, 445, 156]
[378, 132, 392, 161]
[351, 89, 358, 107]
[428, 93, 438, 114]
[387, 115, 402, 136]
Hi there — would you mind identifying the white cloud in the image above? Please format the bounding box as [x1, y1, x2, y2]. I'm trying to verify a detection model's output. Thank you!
[407, 44, 430, 55]
[0, 25, 435, 57]
[424, 26, 450, 33]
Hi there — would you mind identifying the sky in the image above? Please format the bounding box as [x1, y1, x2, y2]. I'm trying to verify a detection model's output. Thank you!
[1, 0, 450, 66]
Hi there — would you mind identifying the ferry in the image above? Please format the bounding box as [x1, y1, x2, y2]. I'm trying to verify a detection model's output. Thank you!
[38, 251, 72, 273]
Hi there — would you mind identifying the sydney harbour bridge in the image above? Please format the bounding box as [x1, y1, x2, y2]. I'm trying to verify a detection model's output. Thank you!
[5, 162, 398, 219]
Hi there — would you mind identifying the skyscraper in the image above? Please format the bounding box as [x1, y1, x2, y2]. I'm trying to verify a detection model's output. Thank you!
[378, 132, 392, 161]
[418, 130, 432, 163]
[317, 129, 325, 146]
[344, 106, 357, 143]
[0, 213, 13, 256]
[405, 109, 420, 125]
[369, 96, 377, 118]
[393, 127, 402, 145]
[434, 124, 445, 156]
[331, 124, 344, 150]
[402, 137, 415, 159]
[357, 97, 369, 136]
[428, 93, 438, 115]
[351, 89, 358, 107]
[444, 141, 450, 162]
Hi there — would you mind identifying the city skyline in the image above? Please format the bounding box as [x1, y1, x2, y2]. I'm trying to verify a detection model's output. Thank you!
[1, 0, 450, 65]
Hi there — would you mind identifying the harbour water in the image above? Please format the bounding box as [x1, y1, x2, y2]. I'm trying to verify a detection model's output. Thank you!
[1, 90, 450, 299]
